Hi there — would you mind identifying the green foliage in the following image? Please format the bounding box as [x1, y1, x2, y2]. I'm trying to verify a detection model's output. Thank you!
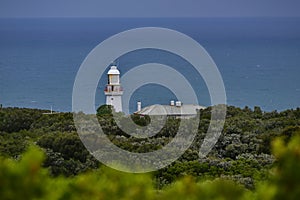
[0, 108, 44, 133]
[96, 104, 113, 116]
[131, 114, 151, 126]
[271, 135, 300, 200]
[38, 132, 88, 162]
[0, 145, 48, 200]
[161, 177, 247, 200]
[1, 135, 300, 199]
[0, 132, 27, 158]
[0, 147, 155, 200]
[155, 161, 209, 185]
[37, 132, 99, 176]
[258, 125, 300, 154]
[1, 106, 300, 199]
[31, 112, 75, 132]
[0, 146, 247, 200]
[60, 168, 155, 200]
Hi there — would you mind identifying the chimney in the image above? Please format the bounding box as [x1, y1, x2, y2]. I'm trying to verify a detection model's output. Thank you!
[170, 100, 175, 106]
[137, 101, 142, 112]
[175, 101, 182, 107]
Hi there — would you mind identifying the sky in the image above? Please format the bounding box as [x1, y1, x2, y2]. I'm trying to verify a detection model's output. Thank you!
[0, 0, 300, 18]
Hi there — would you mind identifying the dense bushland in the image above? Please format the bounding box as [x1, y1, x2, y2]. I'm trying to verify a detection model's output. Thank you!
[0, 105, 300, 199]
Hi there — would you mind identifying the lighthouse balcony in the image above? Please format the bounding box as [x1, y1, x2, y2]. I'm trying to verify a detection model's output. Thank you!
[104, 86, 123, 92]
[104, 91, 123, 95]
[104, 86, 123, 95]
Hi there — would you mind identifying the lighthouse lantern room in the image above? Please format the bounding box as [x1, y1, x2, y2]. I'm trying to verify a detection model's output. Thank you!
[104, 65, 123, 112]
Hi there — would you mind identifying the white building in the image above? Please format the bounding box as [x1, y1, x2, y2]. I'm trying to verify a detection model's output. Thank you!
[135, 100, 205, 119]
[104, 65, 123, 112]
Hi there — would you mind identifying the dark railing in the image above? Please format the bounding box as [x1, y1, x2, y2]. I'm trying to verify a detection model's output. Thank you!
[104, 86, 123, 92]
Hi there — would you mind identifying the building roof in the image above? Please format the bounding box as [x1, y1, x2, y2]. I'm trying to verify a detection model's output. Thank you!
[107, 65, 120, 75]
[135, 104, 205, 116]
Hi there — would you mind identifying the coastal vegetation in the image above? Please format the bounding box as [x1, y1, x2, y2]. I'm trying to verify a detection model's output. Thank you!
[0, 106, 300, 199]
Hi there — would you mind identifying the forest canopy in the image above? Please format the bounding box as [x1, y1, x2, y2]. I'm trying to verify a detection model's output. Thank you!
[0, 106, 300, 199]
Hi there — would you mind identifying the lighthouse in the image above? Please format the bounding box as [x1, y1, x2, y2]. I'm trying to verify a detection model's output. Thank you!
[104, 65, 123, 112]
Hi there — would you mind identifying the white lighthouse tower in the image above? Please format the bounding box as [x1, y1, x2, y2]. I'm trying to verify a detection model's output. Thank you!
[104, 65, 123, 112]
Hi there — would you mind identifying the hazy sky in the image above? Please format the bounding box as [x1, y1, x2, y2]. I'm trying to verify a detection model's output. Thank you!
[0, 0, 300, 18]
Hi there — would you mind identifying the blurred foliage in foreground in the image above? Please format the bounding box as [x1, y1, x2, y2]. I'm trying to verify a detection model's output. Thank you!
[0, 135, 300, 200]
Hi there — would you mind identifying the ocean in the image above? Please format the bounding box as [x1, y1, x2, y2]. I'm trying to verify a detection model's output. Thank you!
[0, 18, 300, 113]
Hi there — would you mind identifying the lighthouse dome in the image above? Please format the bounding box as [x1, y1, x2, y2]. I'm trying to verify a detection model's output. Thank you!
[107, 65, 120, 75]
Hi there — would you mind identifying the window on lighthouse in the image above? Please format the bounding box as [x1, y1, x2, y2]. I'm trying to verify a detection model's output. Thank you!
[109, 75, 119, 84]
